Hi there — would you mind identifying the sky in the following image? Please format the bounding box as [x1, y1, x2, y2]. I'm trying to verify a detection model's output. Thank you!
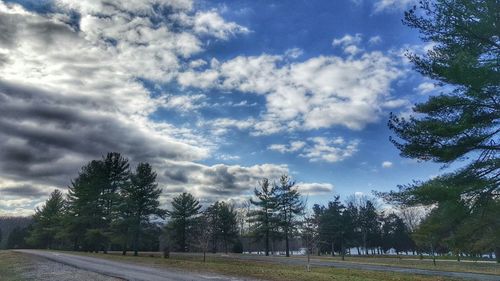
[0, 0, 449, 215]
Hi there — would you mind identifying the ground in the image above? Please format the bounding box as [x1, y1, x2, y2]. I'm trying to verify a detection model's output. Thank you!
[1, 250, 499, 281]
[0, 251, 119, 281]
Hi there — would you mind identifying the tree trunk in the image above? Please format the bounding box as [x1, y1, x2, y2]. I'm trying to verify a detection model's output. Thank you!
[203, 250, 206, 263]
[331, 242, 335, 256]
[134, 222, 140, 256]
[285, 227, 290, 257]
[341, 239, 345, 261]
[306, 247, 311, 272]
[495, 247, 500, 263]
[265, 229, 270, 256]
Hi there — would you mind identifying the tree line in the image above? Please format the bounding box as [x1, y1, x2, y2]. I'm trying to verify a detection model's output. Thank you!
[1, 152, 497, 262]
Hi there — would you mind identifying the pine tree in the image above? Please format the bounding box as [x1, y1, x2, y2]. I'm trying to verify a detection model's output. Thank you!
[218, 202, 239, 253]
[120, 162, 165, 256]
[27, 189, 65, 249]
[66, 160, 107, 251]
[166, 192, 201, 252]
[248, 178, 278, 256]
[387, 0, 499, 261]
[275, 175, 304, 257]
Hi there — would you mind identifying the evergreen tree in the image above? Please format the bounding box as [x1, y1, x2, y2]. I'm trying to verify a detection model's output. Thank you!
[6, 226, 29, 249]
[358, 200, 379, 255]
[275, 175, 304, 257]
[166, 192, 201, 252]
[386, 0, 499, 261]
[247, 178, 278, 256]
[120, 162, 165, 256]
[316, 196, 345, 256]
[27, 189, 65, 249]
[208, 201, 239, 253]
[66, 159, 107, 251]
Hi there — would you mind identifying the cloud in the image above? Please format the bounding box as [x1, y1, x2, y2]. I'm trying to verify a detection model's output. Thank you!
[415, 82, 436, 95]
[0, 0, 283, 214]
[179, 43, 405, 135]
[373, 0, 415, 13]
[162, 94, 207, 111]
[368, 36, 382, 45]
[297, 182, 334, 195]
[332, 33, 363, 55]
[268, 141, 306, 153]
[382, 161, 393, 168]
[160, 161, 289, 200]
[269, 137, 360, 163]
[301, 137, 360, 163]
[192, 10, 250, 39]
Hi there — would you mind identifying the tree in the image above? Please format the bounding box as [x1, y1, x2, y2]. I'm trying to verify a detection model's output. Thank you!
[6, 226, 29, 249]
[315, 196, 344, 257]
[387, 0, 499, 262]
[275, 175, 304, 257]
[248, 178, 279, 256]
[100, 152, 130, 251]
[27, 189, 65, 249]
[195, 210, 214, 262]
[358, 200, 379, 255]
[301, 214, 320, 271]
[120, 162, 165, 256]
[66, 159, 107, 251]
[166, 192, 201, 252]
[208, 201, 239, 253]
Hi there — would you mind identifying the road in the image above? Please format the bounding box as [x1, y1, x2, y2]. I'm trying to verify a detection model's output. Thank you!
[15, 250, 252, 281]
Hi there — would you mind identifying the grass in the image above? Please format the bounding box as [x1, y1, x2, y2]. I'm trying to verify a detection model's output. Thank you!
[66, 251, 462, 281]
[0, 250, 30, 281]
[310, 255, 500, 275]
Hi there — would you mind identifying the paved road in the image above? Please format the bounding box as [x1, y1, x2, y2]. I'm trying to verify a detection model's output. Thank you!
[176, 252, 500, 281]
[15, 250, 252, 281]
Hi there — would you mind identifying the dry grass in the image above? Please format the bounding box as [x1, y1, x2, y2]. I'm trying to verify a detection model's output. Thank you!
[0, 250, 30, 281]
[67, 251, 462, 281]
[310, 255, 500, 275]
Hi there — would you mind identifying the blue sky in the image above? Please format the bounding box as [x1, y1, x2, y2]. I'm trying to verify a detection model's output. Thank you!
[0, 0, 449, 214]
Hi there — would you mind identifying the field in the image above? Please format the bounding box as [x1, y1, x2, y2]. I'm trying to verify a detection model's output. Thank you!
[63, 251, 472, 281]
[311, 255, 500, 275]
[0, 251, 28, 281]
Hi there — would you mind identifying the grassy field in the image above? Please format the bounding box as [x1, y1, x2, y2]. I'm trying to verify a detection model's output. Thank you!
[310, 255, 500, 275]
[0, 251, 29, 281]
[67, 251, 462, 281]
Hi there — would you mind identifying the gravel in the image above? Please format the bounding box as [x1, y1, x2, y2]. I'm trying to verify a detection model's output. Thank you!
[17, 253, 122, 281]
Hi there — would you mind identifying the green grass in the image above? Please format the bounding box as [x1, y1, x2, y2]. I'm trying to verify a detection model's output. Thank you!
[310, 255, 500, 275]
[0, 251, 29, 281]
[66, 251, 462, 281]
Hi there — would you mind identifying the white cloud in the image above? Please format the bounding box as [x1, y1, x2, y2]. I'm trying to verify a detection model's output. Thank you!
[180, 45, 405, 135]
[382, 161, 393, 168]
[268, 141, 306, 153]
[162, 94, 207, 111]
[192, 10, 250, 39]
[296, 182, 334, 195]
[368, 35, 382, 45]
[301, 137, 360, 163]
[332, 33, 363, 55]
[284, 48, 304, 59]
[415, 82, 436, 95]
[269, 137, 359, 163]
[373, 0, 415, 13]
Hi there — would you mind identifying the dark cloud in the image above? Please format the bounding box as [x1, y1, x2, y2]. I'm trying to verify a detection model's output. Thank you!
[0, 184, 50, 198]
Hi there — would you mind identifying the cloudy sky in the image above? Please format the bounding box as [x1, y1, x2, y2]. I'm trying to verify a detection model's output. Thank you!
[0, 0, 447, 215]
